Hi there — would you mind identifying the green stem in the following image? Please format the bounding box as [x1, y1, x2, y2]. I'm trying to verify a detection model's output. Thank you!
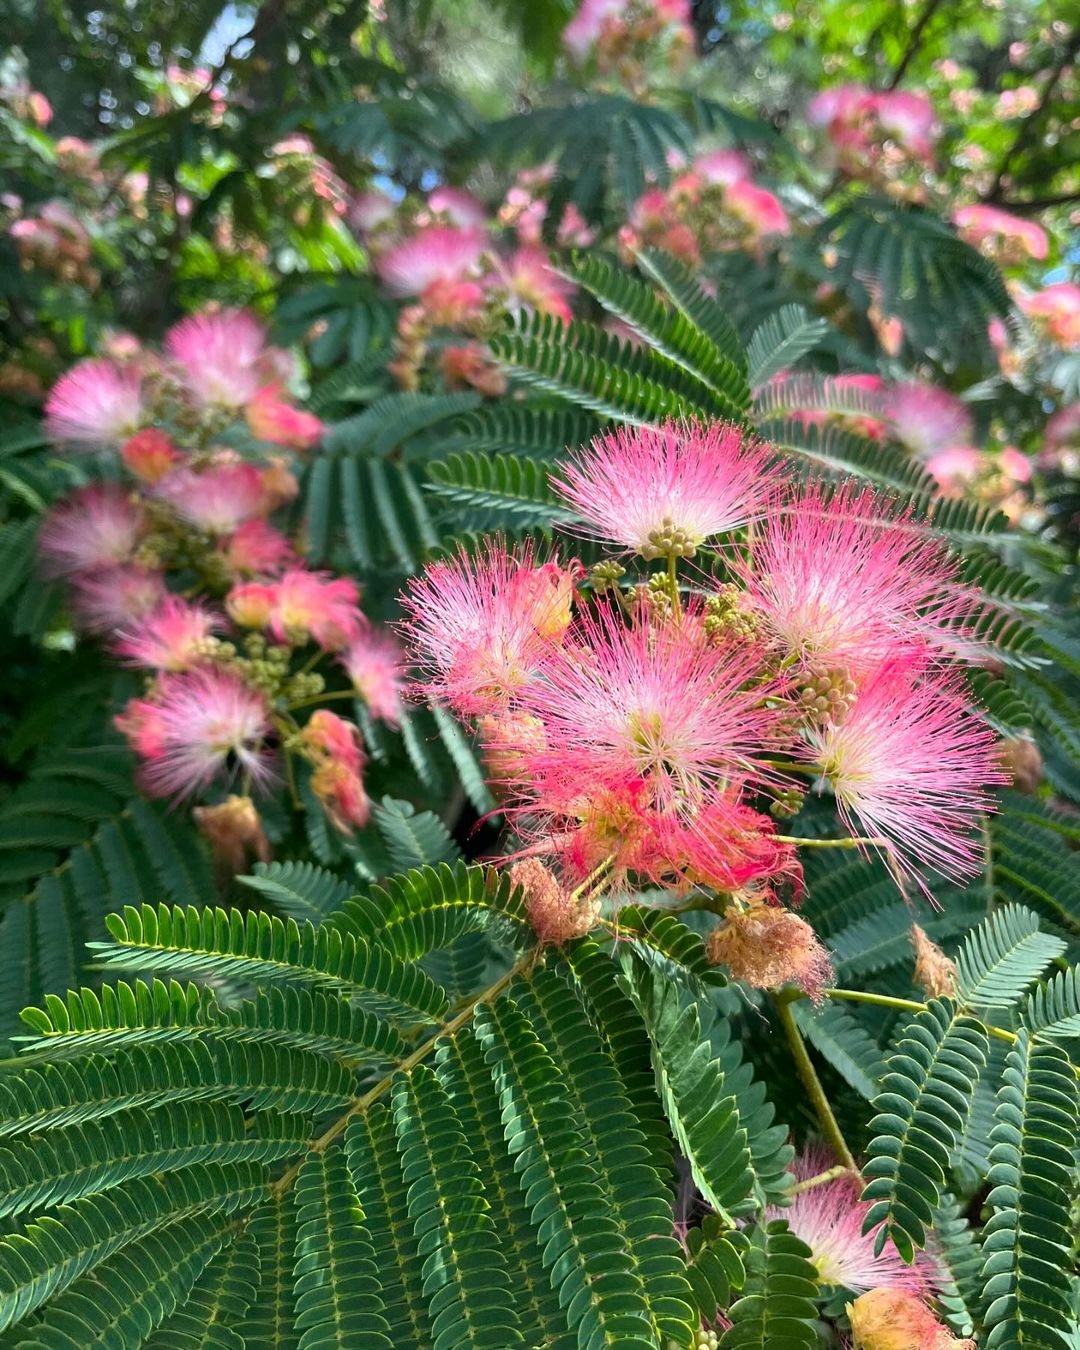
[790, 1164, 854, 1195]
[758, 760, 820, 776]
[287, 688, 358, 712]
[774, 992, 857, 1171]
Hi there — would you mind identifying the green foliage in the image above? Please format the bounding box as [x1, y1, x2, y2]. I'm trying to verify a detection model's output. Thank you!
[718, 1221, 821, 1350]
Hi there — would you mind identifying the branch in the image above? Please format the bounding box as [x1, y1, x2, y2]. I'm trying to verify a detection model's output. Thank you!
[989, 190, 1080, 214]
[984, 28, 1080, 202]
[886, 0, 947, 90]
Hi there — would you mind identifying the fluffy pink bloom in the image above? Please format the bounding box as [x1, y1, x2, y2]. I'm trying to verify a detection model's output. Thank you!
[1020, 282, 1080, 348]
[552, 420, 776, 559]
[38, 484, 142, 577]
[114, 596, 218, 671]
[164, 308, 270, 409]
[400, 541, 576, 717]
[69, 565, 167, 635]
[694, 149, 751, 186]
[155, 462, 269, 535]
[376, 226, 487, 298]
[738, 482, 969, 679]
[953, 204, 1048, 263]
[255, 568, 365, 651]
[887, 383, 973, 458]
[766, 1151, 930, 1293]
[300, 710, 369, 832]
[1045, 402, 1080, 452]
[428, 186, 488, 229]
[875, 91, 938, 160]
[998, 446, 1032, 484]
[245, 385, 323, 450]
[807, 84, 869, 129]
[924, 446, 983, 496]
[44, 359, 145, 447]
[563, 0, 627, 58]
[347, 189, 397, 234]
[803, 658, 1008, 884]
[220, 519, 295, 577]
[341, 628, 406, 724]
[512, 603, 785, 821]
[494, 246, 576, 323]
[115, 668, 274, 800]
[724, 180, 790, 238]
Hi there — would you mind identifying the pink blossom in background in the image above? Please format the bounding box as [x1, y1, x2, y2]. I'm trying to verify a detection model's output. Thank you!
[44, 358, 145, 447]
[924, 446, 984, 496]
[723, 179, 790, 238]
[220, 519, 295, 578]
[399, 540, 575, 717]
[155, 462, 270, 535]
[341, 628, 407, 725]
[887, 382, 973, 458]
[301, 709, 370, 832]
[255, 568, 366, 651]
[120, 428, 183, 484]
[1045, 402, 1080, 451]
[562, 0, 629, 59]
[953, 204, 1049, 262]
[875, 90, 938, 160]
[494, 246, 576, 323]
[38, 483, 143, 577]
[245, 385, 323, 450]
[428, 186, 488, 229]
[375, 226, 487, 298]
[114, 596, 219, 672]
[998, 446, 1032, 484]
[694, 148, 751, 186]
[766, 1150, 931, 1293]
[164, 308, 270, 410]
[69, 565, 167, 635]
[347, 189, 398, 235]
[803, 656, 1008, 886]
[1019, 282, 1080, 347]
[552, 420, 777, 558]
[116, 667, 274, 800]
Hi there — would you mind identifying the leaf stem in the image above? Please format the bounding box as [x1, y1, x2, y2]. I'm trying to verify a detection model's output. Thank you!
[774, 991, 857, 1171]
[790, 1163, 853, 1194]
[269, 951, 535, 1198]
[667, 552, 682, 619]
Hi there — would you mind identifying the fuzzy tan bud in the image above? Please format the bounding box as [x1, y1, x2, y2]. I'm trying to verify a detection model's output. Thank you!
[194, 795, 271, 880]
[510, 859, 599, 946]
[848, 1287, 975, 1350]
[999, 735, 1042, 793]
[707, 904, 833, 1003]
[911, 925, 957, 999]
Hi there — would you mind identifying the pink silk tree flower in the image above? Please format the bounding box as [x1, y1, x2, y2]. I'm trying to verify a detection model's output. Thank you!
[245, 385, 323, 451]
[120, 428, 183, 484]
[263, 568, 365, 652]
[723, 180, 790, 238]
[341, 628, 406, 725]
[164, 308, 270, 410]
[115, 667, 274, 800]
[300, 709, 369, 833]
[511, 601, 786, 823]
[113, 595, 219, 672]
[375, 226, 487, 298]
[427, 185, 488, 229]
[738, 481, 970, 681]
[1019, 281, 1080, 348]
[399, 540, 577, 717]
[38, 483, 143, 577]
[887, 383, 973, 458]
[493, 246, 576, 323]
[44, 358, 145, 448]
[766, 1151, 932, 1294]
[154, 462, 270, 535]
[952, 204, 1048, 263]
[552, 419, 777, 559]
[802, 657, 1008, 886]
[69, 565, 167, 635]
[219, 519, 295, 578]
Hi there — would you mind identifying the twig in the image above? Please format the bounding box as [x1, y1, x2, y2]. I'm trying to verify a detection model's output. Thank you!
[774, 991, 858, 1171]
[984, 28, 1080, 202]
[886, 0, 947, 90]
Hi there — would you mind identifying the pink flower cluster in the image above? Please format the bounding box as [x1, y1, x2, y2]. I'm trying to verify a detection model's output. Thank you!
[38, 312, 407, 856]
[348, 185, 577, 393]
[807, 85, 938, 190]
[402, 419, 1007, 970]
[562, 0, 695, 87]
[618, 151, 789, 267]
[9, 200, 97, 288]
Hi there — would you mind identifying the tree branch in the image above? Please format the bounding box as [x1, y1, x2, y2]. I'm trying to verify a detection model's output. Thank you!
[886, 0, 947, 91]
[990, 190, 1080, 214]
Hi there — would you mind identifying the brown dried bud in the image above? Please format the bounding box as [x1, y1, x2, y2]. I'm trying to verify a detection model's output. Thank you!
[848, 1287, 975, 1350]
[911, 925, 957, 999]
[999, 735, 1042, 793]
[194, 795, 271, 880]
[477, 711, 547, 794]
[509, 859, 599, 947]
[707, 904, 833, 1003]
